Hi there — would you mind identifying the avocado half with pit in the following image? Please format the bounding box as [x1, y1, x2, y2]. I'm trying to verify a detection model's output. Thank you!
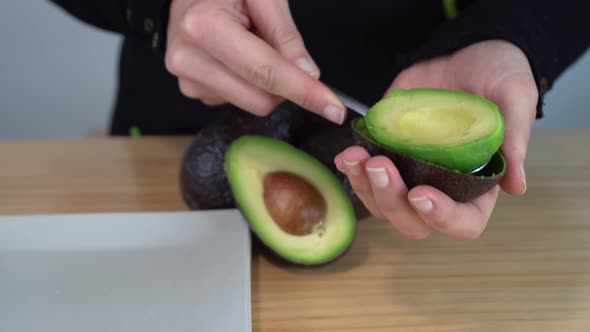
[224, 135, 356, 266]
[354, 88, 507, 202]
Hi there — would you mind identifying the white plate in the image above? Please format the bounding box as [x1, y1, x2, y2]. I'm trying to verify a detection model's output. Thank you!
[0, 210, 251, 332]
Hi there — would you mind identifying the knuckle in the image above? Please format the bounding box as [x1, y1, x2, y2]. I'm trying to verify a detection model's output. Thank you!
[523, 83, 539, 102]
[248, 64, 276, 91]
[164, 48, 184, 75]
[202, 98, 225, 106]
[515, 76, 539, 100]
[401, 229, 432, 240]
[180, 6, 211, 44]
[248, 96, 277, 116]
[453, 221, 486, 241]
[353, 185, 374, 202]
[505, 74, 539, 107]
[178, 80, 201, 99]
[294, 86, 313, 110]
[272, 27, 302, 48]
[428, 216, 452, 233]
[457, 228, 484, 241]
[368, 207, 385, 220]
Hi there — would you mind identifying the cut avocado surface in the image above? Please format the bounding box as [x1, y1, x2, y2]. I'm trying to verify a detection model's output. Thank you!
[352, 117, 506, 202]
[224, 135, 356, 266]
[366, 88, 505, 173]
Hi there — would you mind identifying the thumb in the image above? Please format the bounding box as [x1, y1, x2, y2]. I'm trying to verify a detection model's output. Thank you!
[493, 75, 538, 196]
[247, 0, 320, 79]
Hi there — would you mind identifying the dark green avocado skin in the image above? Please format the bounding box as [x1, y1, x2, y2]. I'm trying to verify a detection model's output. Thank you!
[352, 118, 506, 203]
[299, 126, 354, 174]
[180, 123, 236, 209]
[218, 101, 306, 142]
[297, 122, 371, 220]
[180, 102, 305, 210]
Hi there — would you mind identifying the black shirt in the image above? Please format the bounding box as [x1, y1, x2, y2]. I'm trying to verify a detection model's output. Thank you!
[50, 0, 589, 136]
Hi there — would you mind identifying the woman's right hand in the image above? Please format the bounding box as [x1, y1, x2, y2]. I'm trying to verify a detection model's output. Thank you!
[164, 0, 347, 124]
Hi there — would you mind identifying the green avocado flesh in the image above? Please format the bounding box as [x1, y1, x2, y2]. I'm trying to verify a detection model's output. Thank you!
[224, 135, 356, 266]
[366, 88, 505, 173]
[352, 116, 507, 202]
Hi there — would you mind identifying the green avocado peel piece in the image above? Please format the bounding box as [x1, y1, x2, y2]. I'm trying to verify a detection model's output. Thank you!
[366, 88, 505, 173]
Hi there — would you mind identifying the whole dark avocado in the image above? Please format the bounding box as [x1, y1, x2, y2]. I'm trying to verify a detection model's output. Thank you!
[217, 101, 306, 142]
[352, 117, 506, 202]
[180, 101, 306, 210]
[180, 123, 237, 209]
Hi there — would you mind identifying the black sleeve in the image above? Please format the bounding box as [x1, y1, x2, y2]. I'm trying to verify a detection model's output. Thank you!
[399, 0, 590, 118]
[49, 0, 171, 55]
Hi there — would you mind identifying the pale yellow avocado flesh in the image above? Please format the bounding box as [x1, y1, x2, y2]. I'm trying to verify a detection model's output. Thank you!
[366, 88, 505, 173]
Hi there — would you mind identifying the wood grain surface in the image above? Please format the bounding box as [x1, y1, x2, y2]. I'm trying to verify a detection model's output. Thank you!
[1, 130, 589, 331]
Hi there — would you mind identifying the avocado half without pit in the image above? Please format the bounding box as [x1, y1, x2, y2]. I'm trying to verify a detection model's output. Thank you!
[224, 135, 356, 266]
[353, 88, 507, 202]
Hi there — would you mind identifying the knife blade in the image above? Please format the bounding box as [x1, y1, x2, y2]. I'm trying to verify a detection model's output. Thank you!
[326, 84, 370, 117]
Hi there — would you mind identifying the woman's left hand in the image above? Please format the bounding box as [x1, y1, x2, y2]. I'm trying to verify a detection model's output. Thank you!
[334, 39, 538, 240]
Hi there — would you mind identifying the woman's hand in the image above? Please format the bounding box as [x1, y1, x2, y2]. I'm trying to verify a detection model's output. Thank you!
[335, 40, 538, 240]
[164, 0, 347, 124]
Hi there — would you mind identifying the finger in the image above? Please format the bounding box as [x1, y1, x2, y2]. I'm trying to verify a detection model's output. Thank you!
[166, 44, 283, 115]
[407, 185, 500, 241]
[180, 9, 347, 124]
[386, 56, 449, 94]
[177, 79, 227, 105]
[177, 79, 208, 100]
[334, 147, 385, 220]
[364, 156, 433, 240]
[490, 73, 538, 196]
[201, 96, 226, 106]
[247, 0, 320, 78]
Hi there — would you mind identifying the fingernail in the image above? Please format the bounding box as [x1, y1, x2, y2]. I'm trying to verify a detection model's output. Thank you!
[323, 104, 345, 124]
[367, 167, 389, 188]
[410, 196, 433, 214]
[295, 57, 320, 79]
[343, 159, 361, 176]
[520, 163, 527, 194]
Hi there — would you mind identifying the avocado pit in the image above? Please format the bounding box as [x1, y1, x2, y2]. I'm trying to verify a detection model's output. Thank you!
[263, 171, 327, 236]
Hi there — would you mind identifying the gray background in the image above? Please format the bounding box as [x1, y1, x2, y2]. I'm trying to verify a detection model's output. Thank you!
[1, 1, 588, 139]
